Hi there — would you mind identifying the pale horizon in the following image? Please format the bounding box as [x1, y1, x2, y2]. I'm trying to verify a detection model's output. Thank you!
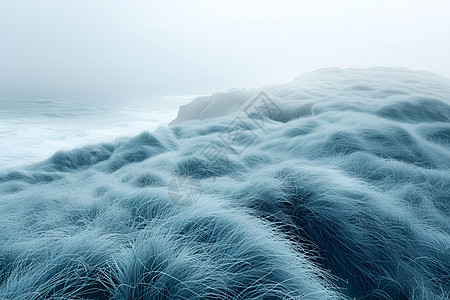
[1, 0, 449, 94]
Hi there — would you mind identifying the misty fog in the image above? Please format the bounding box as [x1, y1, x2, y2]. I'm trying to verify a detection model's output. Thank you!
[1, 0, 449, 94]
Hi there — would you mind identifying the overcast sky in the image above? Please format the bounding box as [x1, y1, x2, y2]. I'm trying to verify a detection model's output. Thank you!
[1, 0, 449, 94]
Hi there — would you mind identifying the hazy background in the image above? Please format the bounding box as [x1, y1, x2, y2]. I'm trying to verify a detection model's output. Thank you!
[1, 0, 449, 169]
[1, 0, 449, 94]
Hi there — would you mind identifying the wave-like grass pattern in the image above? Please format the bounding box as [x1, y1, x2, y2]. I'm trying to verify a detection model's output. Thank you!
[0, 68, 449, 299]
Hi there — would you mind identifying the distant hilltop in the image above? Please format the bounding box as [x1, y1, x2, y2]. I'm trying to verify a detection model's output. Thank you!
[171, 67, 450, 125]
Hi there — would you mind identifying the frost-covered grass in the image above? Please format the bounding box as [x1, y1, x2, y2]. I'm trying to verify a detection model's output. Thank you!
[0, 68, 449, 299]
